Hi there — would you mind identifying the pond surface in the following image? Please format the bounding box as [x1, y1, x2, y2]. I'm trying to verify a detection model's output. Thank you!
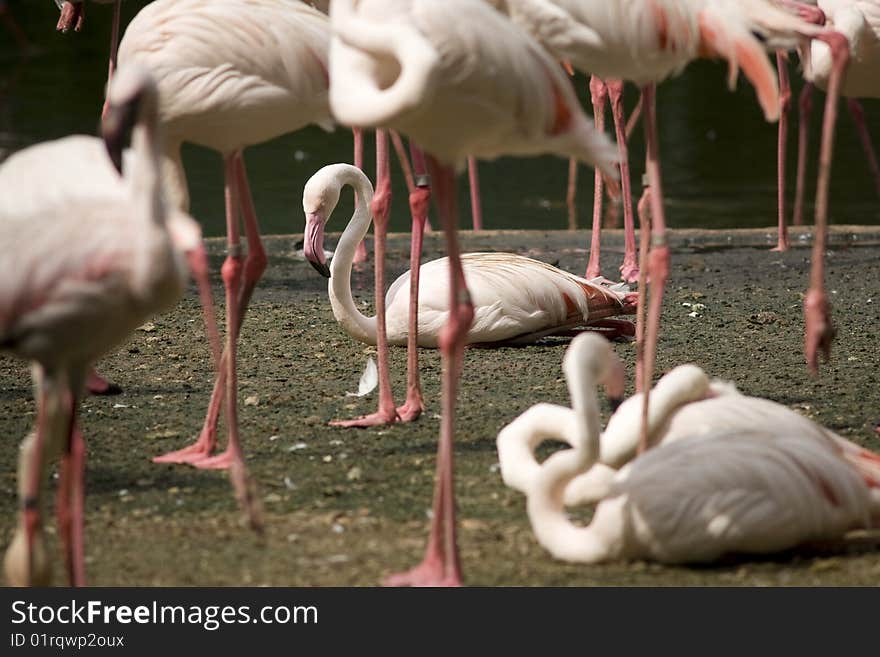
[2, 1, 879, 236]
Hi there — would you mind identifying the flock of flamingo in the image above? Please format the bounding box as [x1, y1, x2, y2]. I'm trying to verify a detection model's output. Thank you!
[1, 0, 879, 587]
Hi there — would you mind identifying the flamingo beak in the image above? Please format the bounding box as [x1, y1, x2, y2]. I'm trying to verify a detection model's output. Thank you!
[184, 243, 222, 374]
[303, 211, 331, 278]
[604, 352, 626, 412]
[101, 98, 137, 176]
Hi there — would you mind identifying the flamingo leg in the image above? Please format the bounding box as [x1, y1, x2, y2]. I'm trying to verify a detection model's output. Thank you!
[107, 0, 121, 83]
[85, 367, 122, 396]
[585, 76, 608, 279]
[566, 157, 579, 230]
[385, 157, 469, 587]
[333, 130, 399, 427]
[846, 99, 880, 197]
[793, 82, 814, 227]
[467, 156, 483, 231]
[65, 399, 86, 587]
[773, 52, 792, 252]
[638, 84, 670, 454]
[395, 140, 429, 422]
[805, 33, 849, 372]
[607, 79, 639, 282]
[353, 127, 369, 264]
[634, 184, 652, 392]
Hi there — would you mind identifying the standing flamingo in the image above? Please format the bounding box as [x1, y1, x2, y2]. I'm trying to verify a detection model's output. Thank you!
[303, 163, 636, 351]
[325, 0, 619, 586]
[1, 66, 219, 586]
[504, 334, 880, 565]
[114, 0, 333, 524]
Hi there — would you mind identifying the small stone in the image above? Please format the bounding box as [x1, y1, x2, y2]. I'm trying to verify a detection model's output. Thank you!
[264, 493, 282, 504]
[139, 322, 157, 333]
[145, 429, 180, 440]
[346, 466, 362, 481]
[323, 455, 333, 463]
[244, 395, 260, 407]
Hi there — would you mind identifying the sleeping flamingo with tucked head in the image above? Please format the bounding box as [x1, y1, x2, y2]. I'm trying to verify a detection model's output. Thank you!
[1, 66, 219, 586]
[323, 0, 619, 586]
[303, 163, 636, 355]
[500, 333, 880, 565]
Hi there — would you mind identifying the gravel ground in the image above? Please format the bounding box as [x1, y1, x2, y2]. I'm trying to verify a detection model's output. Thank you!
[1, 226, 879, 586]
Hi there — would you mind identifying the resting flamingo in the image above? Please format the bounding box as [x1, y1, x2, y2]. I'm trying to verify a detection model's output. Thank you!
[505, 333, 880, 565]
[1, 67, 219, 586]
[324, 0, 619, 586]
[499, 350, 880, 507]
[304, 163, 636, 355]
[114, 0, 333, 525]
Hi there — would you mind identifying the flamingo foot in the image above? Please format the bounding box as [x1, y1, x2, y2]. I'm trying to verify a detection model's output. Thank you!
[771, 241, 790, 252]
[383, 557, 462, 588]
[804, 288, 835, 373]
[396, 396, 425, 423]
[85, 369, 122, 396]
[619, 260, 640, 284]
[330, 409, 399, 428]
[152, 434, 215, 465]
[190, 447, 237, 470]
[56, 2, 85, 33]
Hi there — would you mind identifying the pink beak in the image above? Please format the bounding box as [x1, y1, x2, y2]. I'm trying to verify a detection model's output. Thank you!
[604, 352, 626, 412]
[185, 243, 222, 373]
[303, 212, 330, 278]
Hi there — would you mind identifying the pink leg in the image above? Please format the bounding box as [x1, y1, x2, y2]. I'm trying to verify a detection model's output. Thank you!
[107, 0, 121, 83]
[353, 128, 368, 264]
[638, 84, 670, 454]
[566, 157, 578, 230]
[805, 33, 849, 373]
[634, 186, 652, 392]
[607, 79, 639, 282]
[332, 130, 399, 428]
[385, 158, 469, 587]
[54, 388, 86, 586]
[773, 52, 792, 252]
[793, 82, 814, 227]
[585, 76, 608, 279]
[21, 381, 52, 585]
[467, 156, 483, 231]
[85, 367, 121, 396]
[847, 99, 880, 197]
[396, 142, 430, 423]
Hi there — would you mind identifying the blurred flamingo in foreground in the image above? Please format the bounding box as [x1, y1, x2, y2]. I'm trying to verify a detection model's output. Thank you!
[323, 0, 619, 586]
[1, 67, 219, 586]
[501, 333, 880, 565]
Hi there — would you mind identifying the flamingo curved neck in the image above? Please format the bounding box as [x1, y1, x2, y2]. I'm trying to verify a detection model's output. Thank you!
[328, 169, 378, 345]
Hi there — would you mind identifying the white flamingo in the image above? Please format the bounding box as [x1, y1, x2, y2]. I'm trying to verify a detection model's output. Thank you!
[324, 0, 619, 586]
[115, 1, 333, 526]
[1, 67, 219, 586]
[303, 163, 637, 352]
[504, 333, 880, 564]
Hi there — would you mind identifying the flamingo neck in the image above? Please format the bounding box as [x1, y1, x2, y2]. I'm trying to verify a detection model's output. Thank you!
[328, 168, 378, 345]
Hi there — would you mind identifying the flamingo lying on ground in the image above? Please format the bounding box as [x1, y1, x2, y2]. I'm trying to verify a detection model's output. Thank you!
[115, 0, 333, 525]
[325, 0, 619, 586]
[499, 348, 880, 507]
[1, 67, 219, 587]
[304, 163, 636, 357]
[503, 333, 880, 564]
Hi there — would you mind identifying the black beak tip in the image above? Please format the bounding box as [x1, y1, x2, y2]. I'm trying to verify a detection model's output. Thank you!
[608, 397, 623, 413]
[309, 259, 331, 279]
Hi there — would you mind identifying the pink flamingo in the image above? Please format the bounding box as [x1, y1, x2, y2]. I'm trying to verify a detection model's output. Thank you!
[325, 0, 619, 586]
[1, 67, 219, 586]
[114, 0, 333, 526]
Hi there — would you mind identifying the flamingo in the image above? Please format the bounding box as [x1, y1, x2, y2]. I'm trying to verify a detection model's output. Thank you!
[303, 163, 637, 352]
[505, 334, 880, 565]
[325, 0, 619, 586]
[114, 1, 333, 523]
[1, 66, 219, 587]
[499, 352, 880, 507]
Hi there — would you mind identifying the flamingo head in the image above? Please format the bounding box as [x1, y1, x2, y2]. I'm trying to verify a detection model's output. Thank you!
[302, 166, 348, 279]
[101, 65, 159, 175]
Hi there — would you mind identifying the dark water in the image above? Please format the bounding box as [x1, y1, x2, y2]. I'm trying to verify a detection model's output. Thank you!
[2, 1, 879, 237]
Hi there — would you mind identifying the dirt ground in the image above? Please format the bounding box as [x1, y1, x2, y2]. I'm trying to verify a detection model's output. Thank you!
[2, 226, 880, 587]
